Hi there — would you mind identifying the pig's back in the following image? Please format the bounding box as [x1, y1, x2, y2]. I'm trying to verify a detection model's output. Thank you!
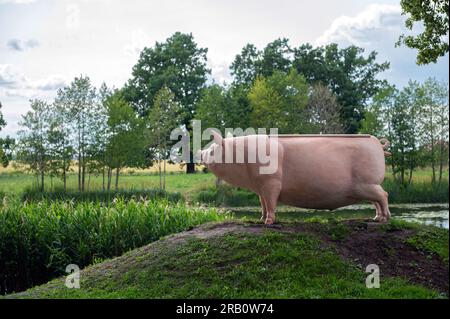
[276, 135, 385, 209]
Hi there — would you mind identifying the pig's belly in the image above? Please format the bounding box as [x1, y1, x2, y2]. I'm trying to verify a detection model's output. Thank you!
[279, 193, 360, 210]
[278, 173, 360, 210]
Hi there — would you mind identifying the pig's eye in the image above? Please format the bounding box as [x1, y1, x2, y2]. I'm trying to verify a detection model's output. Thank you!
[210, 149, 214, 156]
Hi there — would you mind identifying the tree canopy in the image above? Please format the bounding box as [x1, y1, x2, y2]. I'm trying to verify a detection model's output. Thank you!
[293, 43, 389, 133]
[397, 0, 449, 64]
[231, 40, 389, 133]
[124, 32, 210, 124]
[248, 69, 309, 133]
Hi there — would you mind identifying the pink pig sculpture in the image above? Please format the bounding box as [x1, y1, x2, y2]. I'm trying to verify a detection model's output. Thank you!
[200, 132, 391, 225]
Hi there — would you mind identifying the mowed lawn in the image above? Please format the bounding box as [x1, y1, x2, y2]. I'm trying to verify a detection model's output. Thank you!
[0, 171, 216, 196]
[0, 162, 448, 199]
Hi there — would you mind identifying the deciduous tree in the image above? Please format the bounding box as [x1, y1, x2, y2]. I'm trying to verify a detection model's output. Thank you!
[397, 0, 449, 64]
[124, 32, 210, 173]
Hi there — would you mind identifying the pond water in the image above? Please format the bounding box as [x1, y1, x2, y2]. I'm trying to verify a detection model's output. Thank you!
[230, 203, 449, 229]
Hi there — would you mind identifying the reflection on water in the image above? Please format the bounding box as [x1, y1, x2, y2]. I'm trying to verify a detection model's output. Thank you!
[391, 210, 448, 229]
[231, 203, 449, 229]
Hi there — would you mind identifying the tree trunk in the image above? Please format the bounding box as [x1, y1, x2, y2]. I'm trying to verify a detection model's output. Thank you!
[41, 169, 44, 192]
[81, 158, 86, 192]
[400, 144, 406, 186]
[63, 158, 67, 192]
[186, 162, 196, 174]
[115, 167, 120, 191]
[78, 152, 81, 192]
[158, 159, 162, 190]
[102, 167, 105, 191]
[431, 133, 436, 185]
[163, 157, 166, 191]
[438, 141, 444, 184]
[107, 167, 112, 191]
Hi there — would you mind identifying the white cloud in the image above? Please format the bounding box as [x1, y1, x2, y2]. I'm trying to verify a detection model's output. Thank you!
[31, 75, 66, 91]
[6, 38, 40, 51]
[315, 4, 402, 47]
[0, 64, 66, 97]
[208, 60, 231, 85]
[123, 29, 150, 59]
[0, 64, 26, 88]
[0, 0, 36, 4]
[314, 3, 449, 88]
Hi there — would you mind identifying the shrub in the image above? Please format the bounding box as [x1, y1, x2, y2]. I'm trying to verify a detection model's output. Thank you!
[194, 185, 260, 207]
[21, 187, 184, 204]
[382, 178, 449, 203]
[0, 198, 228, 294]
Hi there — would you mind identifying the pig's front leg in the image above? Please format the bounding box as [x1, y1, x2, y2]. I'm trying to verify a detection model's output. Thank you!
[259, 195, 267, 221]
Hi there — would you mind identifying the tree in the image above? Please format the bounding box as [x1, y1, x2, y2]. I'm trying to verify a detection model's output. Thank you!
[248, 69, 309, 133]
[45, 104, 74, 191]
[58, 75, 97, 192]
[230, 44, 260, 87]
[124, 32, 210, 174]
[196, 83, 253, 132]
[0, 136, 14, 168]
[397, 0, 449, 64]
[17, 99, 49, 191]
[360, 86, 390, 136]
[293, 43, 390, 133]
[0, 101, 14, 167]
[104, 91, 145, 191]
[225, 85, 253, 130]
[92, 83, 112, 191]
[0, 101, 5, 129]
[195, 84, 228, 133]
[416, 78, 449, 184]
[307, 84, 344, 134]
[195, 83, 252, 184]
[230, 38, 292, 87]
[52, 90, 76, 192]
[84, 83, 110, 191]
[364, 79, 449, 187]
[147, 87, 183, 190]
[382, 82, 421, 186]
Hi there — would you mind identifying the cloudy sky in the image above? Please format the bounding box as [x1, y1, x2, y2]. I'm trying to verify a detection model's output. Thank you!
[0, 0, 448, 137]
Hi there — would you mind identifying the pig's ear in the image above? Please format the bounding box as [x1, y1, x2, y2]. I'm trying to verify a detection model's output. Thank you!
[212, 130, 223, 145]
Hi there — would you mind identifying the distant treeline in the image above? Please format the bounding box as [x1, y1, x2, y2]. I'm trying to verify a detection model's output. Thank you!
[0, 33, 448, 192]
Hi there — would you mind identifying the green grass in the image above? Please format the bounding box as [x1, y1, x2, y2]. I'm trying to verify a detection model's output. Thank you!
[20, 187, 184, 203]
[0, 197, 229, 294]
[194, 184, 261, 206]
[7, 223, 443, 299]
[1, 168, 448, 204]
[382, 178, 449, 203]
[0, 172, 215, 196]
[406, 227, 449, 263]
[0, 166, 448, 299]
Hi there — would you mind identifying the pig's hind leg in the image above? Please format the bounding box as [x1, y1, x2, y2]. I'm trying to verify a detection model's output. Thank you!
[260, 183, 281, 225]
[372, 202, 383, 222]
[353, 184, 390, 223]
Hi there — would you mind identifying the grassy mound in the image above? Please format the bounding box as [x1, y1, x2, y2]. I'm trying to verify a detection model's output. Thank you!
[6, 219, 448, 299]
